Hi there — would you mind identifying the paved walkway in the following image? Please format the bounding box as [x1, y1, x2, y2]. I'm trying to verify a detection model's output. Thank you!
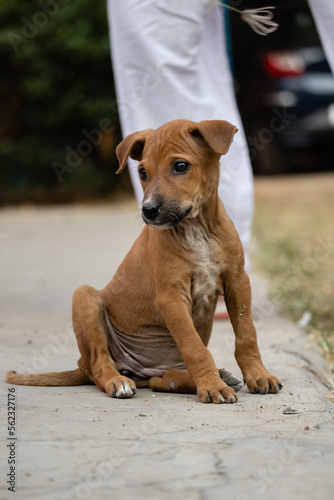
[1, 203, 333, 500]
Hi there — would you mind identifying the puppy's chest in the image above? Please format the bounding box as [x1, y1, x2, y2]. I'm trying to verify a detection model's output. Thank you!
[183, 223, 223, 303]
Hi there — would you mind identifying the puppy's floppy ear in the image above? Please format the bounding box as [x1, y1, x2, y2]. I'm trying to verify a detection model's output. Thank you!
[190, 120, 238, 155]
[116, 129, 154, 174]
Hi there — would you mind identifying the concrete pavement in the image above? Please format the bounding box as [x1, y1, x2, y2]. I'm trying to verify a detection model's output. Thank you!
[0, 202, 333, 500]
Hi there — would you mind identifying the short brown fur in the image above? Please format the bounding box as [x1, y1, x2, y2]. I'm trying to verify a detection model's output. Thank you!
[6, 119, 281, 404]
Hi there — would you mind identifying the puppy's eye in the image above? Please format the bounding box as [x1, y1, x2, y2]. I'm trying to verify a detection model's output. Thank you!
[138, 167, 147, 181]
[173, 161, 190, 174]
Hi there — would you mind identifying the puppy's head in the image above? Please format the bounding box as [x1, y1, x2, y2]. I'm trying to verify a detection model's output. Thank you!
[116, 119, 237, 228]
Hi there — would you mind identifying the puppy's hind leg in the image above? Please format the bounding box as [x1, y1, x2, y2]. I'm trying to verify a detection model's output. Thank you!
[72, 285, 136, 398]
[150, 369, 197, 394]
[149, 369, 242, 396]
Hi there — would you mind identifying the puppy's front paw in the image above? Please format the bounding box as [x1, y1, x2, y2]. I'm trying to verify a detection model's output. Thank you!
[105, 375, 137, 399]
[197, 377, 237, 404]
[244, 368, 282, 395]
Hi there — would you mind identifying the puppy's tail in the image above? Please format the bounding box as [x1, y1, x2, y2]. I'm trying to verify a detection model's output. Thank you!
[6, 368, 92, 387]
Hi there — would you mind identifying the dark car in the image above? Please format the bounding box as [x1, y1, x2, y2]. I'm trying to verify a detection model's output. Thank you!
[229, 0, 334, 174]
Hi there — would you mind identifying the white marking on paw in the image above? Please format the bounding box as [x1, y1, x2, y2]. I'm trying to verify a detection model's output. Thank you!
[123, 382, 133, 396]
[116, 386, 126, 398]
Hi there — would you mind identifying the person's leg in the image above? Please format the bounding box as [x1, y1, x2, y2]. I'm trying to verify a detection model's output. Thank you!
[107, 0, 253, 264]
[199, 5, 253, 265]
[308, 0, 334, 75]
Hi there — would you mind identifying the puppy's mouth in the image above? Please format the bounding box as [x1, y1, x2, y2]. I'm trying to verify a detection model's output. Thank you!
[142, 203, 193, 229]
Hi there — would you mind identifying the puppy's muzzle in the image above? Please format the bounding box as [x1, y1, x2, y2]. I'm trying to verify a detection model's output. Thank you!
[142, 199, 192, 228]
[142, 201, 161, 222]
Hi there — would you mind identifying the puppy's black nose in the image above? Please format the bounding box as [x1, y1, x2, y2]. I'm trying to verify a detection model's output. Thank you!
[142, 202, 161, 221]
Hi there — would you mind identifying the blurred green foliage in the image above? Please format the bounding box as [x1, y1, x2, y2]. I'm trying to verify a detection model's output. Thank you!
[0, 0, 128, 204]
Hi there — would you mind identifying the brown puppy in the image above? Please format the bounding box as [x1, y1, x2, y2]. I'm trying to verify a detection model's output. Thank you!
[7, 119, 282, 404]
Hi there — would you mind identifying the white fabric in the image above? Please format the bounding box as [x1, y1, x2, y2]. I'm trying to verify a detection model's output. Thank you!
[107, 0, 254, 266]
[308, 0, 334, 75]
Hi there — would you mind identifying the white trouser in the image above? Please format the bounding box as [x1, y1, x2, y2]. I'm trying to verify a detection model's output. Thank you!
[308, 0, 334, 75]
[107, 0, 254, 267]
